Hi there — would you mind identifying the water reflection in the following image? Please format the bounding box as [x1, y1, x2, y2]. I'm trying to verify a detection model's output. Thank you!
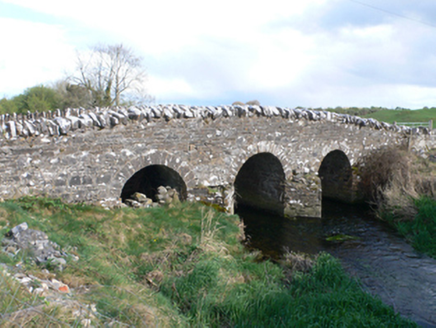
[238, 204, 323, 257]
[237, 200, 436, 327]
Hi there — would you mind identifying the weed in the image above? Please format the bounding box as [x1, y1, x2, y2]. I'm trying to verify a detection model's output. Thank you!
[281, 250, 315, 274]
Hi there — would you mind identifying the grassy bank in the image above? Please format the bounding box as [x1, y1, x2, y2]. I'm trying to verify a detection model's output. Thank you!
[381, 197, 436, 259]
[0, 197, 415, 327]
[358, 146, 436, 259]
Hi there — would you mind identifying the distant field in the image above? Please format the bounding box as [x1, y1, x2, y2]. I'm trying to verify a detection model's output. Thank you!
[361, 108, 436, 125]
[322, 106, 436, 126]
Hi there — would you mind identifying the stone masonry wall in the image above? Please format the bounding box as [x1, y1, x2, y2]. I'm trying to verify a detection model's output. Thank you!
[0, 105, 433, 217]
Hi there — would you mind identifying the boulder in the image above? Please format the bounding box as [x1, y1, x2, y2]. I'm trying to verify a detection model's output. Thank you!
[157, 186, 167, 195]
[131, 192, 152, 205]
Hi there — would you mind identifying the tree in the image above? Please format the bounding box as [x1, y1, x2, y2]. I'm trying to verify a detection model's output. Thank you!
[0, 82, 94, 114]
[5, 85, 63, 114]
[0, 98, 18, 114]
[70, 44, 152, 107]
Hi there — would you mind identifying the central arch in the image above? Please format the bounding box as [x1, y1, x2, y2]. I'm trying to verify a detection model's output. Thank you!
[318, 150, 352, 203]
[120, 165, 187, 202]
[234, 152, 285, 216]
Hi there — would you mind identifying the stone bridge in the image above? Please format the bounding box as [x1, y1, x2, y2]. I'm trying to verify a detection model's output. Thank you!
[0, 105, 433, 218]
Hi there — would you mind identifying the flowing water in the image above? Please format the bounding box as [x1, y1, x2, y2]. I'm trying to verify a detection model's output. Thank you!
[237, 201, 436, 327]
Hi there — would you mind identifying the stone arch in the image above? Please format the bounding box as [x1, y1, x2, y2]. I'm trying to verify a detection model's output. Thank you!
[234, 152, 285, 216]
[318, 149, 353, 203]
[113, 150, 196, 191]
[120, 164, 187, 202]
[230, 141, 291, 179]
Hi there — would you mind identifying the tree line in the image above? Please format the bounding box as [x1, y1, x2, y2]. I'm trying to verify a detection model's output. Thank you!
[0, 44, 153, 115]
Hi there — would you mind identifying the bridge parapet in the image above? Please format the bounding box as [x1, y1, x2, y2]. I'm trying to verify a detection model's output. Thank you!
[0, 105, 430, 141]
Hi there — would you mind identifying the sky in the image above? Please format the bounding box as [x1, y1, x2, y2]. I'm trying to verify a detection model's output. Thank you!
[1, 0, 436, 108]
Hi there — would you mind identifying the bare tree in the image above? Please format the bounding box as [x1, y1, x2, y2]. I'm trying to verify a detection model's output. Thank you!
[71, 44, 152, 107]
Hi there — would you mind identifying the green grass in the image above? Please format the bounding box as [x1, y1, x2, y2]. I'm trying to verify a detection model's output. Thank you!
[361, 107, 436, 124]
[161, 253, 413, 327]
[384, 197, 436, 258]
[0, 197, 416, 327]
[323, 106, 436, 125]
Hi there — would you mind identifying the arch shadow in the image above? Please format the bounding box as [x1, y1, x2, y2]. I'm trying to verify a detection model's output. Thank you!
[234, 152, 285, 216]
[121, 165, 187, 202]
[318, 150, 352, 203]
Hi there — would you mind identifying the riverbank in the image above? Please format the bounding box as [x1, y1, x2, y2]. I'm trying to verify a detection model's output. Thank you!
[0, 197, 415, 327]
[359, 146, 436, 259]
[381, 196, 436, 259]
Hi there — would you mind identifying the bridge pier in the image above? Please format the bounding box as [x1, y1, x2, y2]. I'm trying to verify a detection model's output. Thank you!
[284, 173, 322, 218]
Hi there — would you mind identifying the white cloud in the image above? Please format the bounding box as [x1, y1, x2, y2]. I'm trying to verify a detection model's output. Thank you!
[0, 17, 75, 96]
[148, 76, 196, 101]
[2, 0, 328, 53]
[246, 29, 316, 90]
[2, 0, 436, 108]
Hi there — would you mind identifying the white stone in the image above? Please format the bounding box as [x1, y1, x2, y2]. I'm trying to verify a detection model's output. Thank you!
[11, 222, 28, 235]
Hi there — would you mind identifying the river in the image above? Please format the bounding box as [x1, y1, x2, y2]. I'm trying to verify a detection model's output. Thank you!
[237, 200, 436, 327]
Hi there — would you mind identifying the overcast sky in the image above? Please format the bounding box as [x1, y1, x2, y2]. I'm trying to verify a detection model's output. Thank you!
[1, 0, 436, 108]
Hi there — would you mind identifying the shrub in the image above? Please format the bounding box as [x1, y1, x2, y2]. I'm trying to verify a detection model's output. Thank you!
[356, 146, 410, 201]
[357, 146, 436, 220]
